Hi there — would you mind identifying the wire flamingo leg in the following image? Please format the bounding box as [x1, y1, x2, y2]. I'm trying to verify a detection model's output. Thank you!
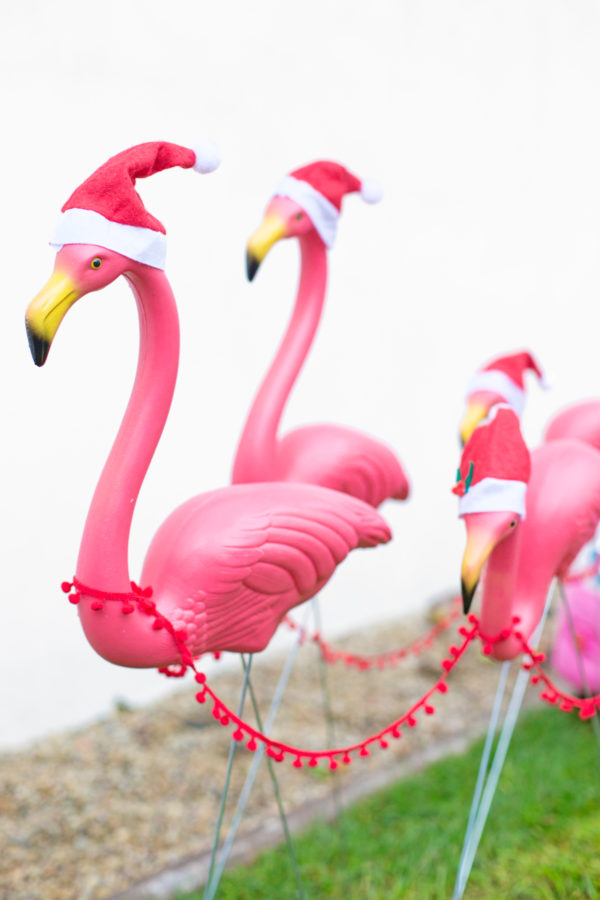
[452, 582, 554, 900]
[203, 655, 254, 899]
[203, 606, 312, 899]
[452, 659, 511, 898]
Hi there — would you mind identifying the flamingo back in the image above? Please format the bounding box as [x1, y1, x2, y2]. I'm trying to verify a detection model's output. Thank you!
[276, 424, 410, 508]
[544, 400, 600, 451]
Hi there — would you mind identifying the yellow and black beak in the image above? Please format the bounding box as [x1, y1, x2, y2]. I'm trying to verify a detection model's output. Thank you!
[460, 517, 498, 613]
[246, 213, 287, 282]
[459, 402, 489, 446]
[25, 270, 81, 366]
[461, 565, 480, 615]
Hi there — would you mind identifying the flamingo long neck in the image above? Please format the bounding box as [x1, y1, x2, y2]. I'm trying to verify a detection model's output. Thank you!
[232, 231, 327, 482]
[480, 519, 560, 659]
[478, 529, 522, 639]
[76, 265, 179, 592]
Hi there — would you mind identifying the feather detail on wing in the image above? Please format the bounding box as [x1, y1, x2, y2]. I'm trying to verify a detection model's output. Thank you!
[277, 424, 410, 507]
[142, 481, 391, 656]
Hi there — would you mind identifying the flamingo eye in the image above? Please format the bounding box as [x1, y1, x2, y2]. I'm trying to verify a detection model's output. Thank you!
[294, 213, 304, 221]
[510, 520, 517, 528]
[91, 257, 102, 270]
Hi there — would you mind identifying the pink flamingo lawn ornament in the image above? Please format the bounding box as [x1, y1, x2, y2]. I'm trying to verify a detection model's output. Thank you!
[205, 163, 411, 888]
[455, 406, 600, 656]
[461, 351, 600, 692]
[233, 161, 409, 508]
[25, 142, 392, 671]
[459, 350, 546, 445]
[452, 405, 600, 899]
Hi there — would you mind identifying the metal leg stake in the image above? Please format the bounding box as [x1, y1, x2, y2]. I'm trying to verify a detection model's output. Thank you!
[452, 660, 510, 900]
[453, 583, 554, 898]
[205, 608, 311, 899]
[203, 655, 254, 900]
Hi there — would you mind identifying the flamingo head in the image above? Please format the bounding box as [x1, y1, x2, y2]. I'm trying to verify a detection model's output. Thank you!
[454, 405, 530, 612]
[460, 510, 521, 613]
[459, 390, 506, 445]
[246, 161, 381, 280]
[246, 195, 315, 281]
[26, 244, 131, 366]
[460, 351, 546, 444]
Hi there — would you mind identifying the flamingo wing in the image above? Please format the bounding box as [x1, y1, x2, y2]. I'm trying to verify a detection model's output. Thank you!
[142, 481, 391, 656]
[277, 424, 410, 507]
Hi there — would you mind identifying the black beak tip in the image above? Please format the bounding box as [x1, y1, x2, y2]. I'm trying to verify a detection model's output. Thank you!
[246, 252, 260, 282]
[461, 579, 476, 615]
[26, 325, 49, 367]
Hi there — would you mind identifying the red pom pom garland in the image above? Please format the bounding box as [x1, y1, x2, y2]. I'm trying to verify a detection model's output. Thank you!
[62, 579, 600, 768]
[283, 597, 462, 670]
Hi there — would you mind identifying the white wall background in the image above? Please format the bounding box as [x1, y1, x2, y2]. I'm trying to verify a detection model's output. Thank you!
[1, 0, 599, 748]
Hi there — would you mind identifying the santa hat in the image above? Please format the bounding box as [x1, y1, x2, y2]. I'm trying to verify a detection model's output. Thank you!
[452, 406, 531, 517]
[465, 351, 547, 417]
[273, 161, 383, 248]
[50, 141, 221, 269]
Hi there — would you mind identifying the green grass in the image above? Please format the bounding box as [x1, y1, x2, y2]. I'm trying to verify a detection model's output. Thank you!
[180, 708, 600, 899]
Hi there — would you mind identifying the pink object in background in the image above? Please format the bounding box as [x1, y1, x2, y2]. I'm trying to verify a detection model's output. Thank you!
[551, 581, 600, 694]
[25, 146, 391, 670]
[459, 350, 600, 671]
[233, 163, 409, 509]
[544, 399, 600, 451]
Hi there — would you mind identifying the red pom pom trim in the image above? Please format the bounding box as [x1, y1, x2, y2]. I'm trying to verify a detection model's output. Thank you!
[63, 577, 600, 767]
[283, 597, 461, 670]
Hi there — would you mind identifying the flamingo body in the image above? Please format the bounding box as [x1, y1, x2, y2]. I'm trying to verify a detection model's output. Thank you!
[477, 439, 600, 660]
[79, 481, 390, 667]
[27, 241, 391, 671]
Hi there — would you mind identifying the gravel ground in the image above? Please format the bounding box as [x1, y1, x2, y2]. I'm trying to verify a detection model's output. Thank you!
[0, 596, 556, 900]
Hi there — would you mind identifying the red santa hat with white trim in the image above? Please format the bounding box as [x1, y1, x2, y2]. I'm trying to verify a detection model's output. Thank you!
[50, 140, 221, 269]
[452, 405, 531, 518]
[465, 350, 548, 417]
[273, 160, 383, 248]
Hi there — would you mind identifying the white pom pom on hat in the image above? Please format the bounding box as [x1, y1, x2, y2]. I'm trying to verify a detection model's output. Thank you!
[360, 178, 383, 204]
[192, 139, 221, 174]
